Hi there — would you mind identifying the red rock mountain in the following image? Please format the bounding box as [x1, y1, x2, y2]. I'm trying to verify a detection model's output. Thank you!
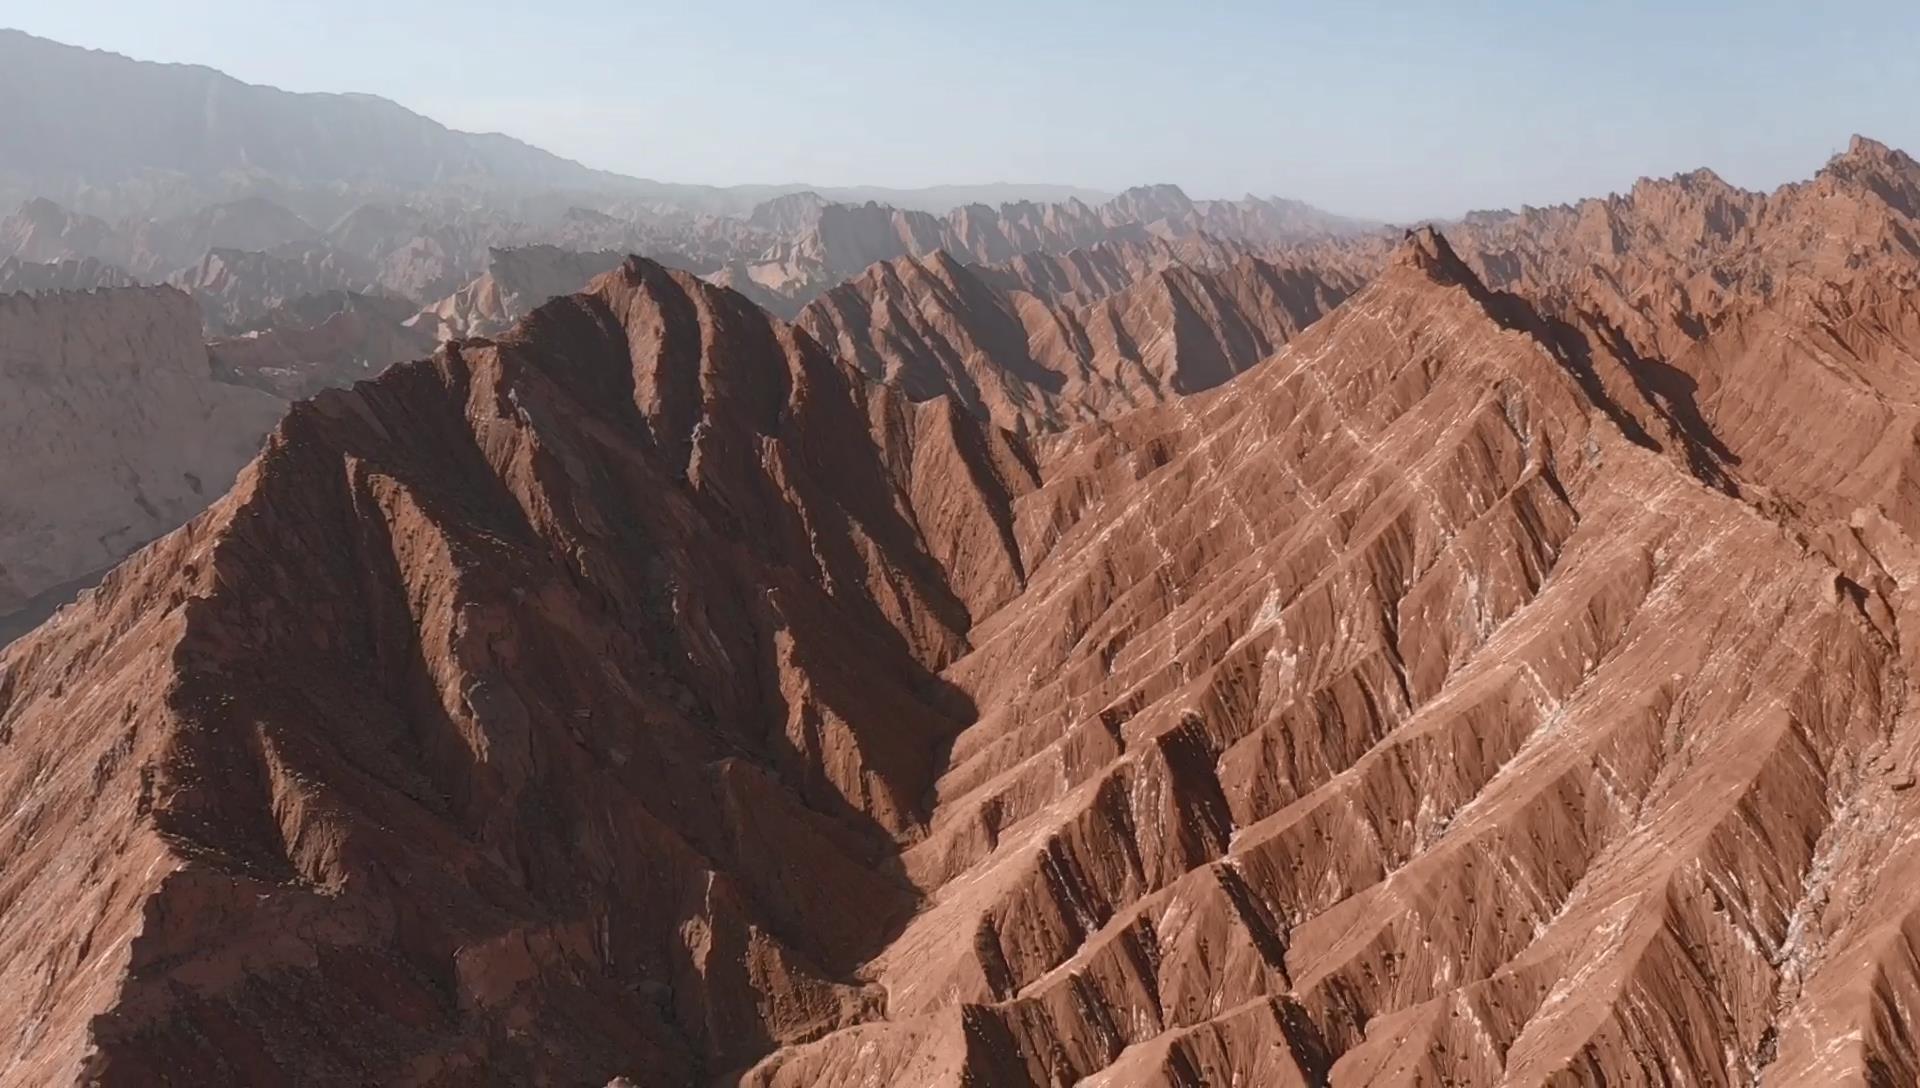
[717, 189, 1374, 318]
[801, 246, 1363, 432]
[1440, 135, 1920, 360]
[13, 130, 1920, 1088]
[0, 259, 1034, 1083]
[9, 203, 1920, 1086]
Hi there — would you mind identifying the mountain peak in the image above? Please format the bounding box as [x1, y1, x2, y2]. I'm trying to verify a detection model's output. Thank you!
[1389, 224, 1483, 289]
[1824, 132, 1919, 177]
[1848, 133, 1894, 158]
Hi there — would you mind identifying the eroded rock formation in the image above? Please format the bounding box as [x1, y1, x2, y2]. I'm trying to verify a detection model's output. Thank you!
[802, 246, 1362, 432]
[6, 215, 1920, 1086]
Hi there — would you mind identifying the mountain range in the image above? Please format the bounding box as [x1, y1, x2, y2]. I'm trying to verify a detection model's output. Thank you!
[8, 25, 1920, 1088]
[0, 30, 1120, 221]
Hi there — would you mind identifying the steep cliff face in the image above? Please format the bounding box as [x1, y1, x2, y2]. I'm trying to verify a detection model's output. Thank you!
[16, 114, 1920, 1088]
[0, 286, 283, 641]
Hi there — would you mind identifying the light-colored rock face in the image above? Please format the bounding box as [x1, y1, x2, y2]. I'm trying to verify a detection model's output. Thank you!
[0, 286, 283, 640]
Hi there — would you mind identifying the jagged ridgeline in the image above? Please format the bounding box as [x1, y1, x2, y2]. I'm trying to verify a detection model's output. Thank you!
[9, 24, 1920, 1084]
[4, 208, 1920, 1083]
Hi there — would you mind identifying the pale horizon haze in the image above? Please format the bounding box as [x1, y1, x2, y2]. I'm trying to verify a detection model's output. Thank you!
[5, 0, 1917, 221]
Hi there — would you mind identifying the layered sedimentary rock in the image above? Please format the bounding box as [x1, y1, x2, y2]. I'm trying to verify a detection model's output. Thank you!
[8, 220, 1920, 1087]
[0, 259, 1033, 1083]
[745, 228, 1920, 1088]
[1441, 135, 1920, 360]
[802, 247, 1362, 431]
[0, 287, 283, 641]
[13, 107, 1920, 1088]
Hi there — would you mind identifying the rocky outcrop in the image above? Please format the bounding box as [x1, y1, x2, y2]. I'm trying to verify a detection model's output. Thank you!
[0, 286, 283, 640]
[744, 228, 1920, 1087]
[1438, 135, 1920, 360]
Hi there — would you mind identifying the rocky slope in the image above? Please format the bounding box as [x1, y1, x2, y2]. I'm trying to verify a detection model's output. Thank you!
[801, 246, 1363, 432]
[6, 221, 1920, 1086]
[745, 228, 1920, 1088]
[0, 286, 284, 642]
[0, 258, 1029, 1083]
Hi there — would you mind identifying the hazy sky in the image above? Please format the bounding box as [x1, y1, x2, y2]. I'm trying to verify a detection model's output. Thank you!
[7, 0, 1917, 220]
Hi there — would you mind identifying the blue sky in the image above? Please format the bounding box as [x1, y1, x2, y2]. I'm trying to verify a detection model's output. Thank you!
[6, 0, 1915, 220]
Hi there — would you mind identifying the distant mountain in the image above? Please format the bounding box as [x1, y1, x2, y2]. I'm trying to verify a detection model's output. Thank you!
[208, 290, 437, 399]
[0, 30, 639, 200]
[801, 182, 1117, 215]
[719, 186, 1378, 316]
[0, 254, 136, 294]
[0, 31, 1120, 220]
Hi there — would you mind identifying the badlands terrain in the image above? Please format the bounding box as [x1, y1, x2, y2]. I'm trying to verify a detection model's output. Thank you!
[7, 25, 1920, 1088]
